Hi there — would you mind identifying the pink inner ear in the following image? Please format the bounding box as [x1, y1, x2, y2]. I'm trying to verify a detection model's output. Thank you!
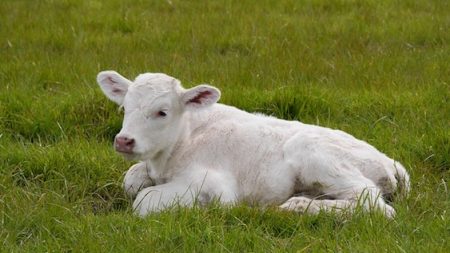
[188, 90, 212, 104]
[107, 76, 117, 84]
[112, 88, 123, 93]
[107, 77, 123, 93]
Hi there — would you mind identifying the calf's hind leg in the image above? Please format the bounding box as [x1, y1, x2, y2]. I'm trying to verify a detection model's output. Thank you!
[282, 133, 396, 218]
[280, 173, 396, 218]
[280, 196, 353, 214]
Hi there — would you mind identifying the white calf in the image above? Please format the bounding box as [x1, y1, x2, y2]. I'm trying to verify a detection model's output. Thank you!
[97, 71, 410, 218]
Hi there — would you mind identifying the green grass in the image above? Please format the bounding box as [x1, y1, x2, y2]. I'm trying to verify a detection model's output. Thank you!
[1, 0, 449, 252]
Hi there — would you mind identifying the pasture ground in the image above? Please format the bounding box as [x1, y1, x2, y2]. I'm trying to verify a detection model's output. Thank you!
[1, 0, 449, 252]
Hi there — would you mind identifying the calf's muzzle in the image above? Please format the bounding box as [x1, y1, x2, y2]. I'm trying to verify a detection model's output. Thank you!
[115, 135, 135, 153]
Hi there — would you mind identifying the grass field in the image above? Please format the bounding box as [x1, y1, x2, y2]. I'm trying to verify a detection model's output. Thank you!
[1, 0, 449, 252]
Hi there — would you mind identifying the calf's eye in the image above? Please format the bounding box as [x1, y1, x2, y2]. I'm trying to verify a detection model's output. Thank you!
[158, 111, 167, 117]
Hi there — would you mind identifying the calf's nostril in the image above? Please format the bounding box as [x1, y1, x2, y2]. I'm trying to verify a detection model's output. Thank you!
[125, 138, 135, 147]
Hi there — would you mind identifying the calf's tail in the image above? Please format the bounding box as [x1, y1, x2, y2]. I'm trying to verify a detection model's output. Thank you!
[394, 162, 411, 197]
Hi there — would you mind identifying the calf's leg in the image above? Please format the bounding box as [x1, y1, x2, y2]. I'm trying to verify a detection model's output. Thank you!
[132, 181, 196, 216]
[282, 132, 396, 218]
[132, 169, 238, 216]
[280, 173, 395, 218]
[123, 162, 154, 199]
[280, 196, 353, 214]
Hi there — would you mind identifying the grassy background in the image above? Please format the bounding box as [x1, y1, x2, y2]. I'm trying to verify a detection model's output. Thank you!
[1, 0, 449, 252]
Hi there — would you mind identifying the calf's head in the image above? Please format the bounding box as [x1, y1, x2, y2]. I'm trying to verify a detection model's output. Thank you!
[97, 71, 220, 160]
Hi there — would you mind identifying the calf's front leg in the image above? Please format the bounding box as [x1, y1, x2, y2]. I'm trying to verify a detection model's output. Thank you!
[132, 169, 238, 216]
[123, 162, 155, 199]
[132, 180, 200, 216]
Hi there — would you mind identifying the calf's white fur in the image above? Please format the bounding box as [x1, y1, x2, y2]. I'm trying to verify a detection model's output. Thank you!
[97, 71, 410, 218]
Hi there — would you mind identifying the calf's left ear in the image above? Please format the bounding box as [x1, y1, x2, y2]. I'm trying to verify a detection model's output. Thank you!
[182, 85, 221, 109]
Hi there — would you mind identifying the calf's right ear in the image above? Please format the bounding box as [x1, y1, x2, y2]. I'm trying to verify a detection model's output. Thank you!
[97, 71, 132, 105]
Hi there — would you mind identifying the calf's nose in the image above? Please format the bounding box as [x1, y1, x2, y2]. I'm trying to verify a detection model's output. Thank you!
[115, 135, 135, 153]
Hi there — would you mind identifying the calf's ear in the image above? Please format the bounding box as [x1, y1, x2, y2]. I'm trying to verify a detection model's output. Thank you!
[182, 85, 221, 109]
[97, 71, 132, 105]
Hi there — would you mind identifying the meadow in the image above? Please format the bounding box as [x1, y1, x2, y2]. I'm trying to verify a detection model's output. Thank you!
[0, 0, 449, 252]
